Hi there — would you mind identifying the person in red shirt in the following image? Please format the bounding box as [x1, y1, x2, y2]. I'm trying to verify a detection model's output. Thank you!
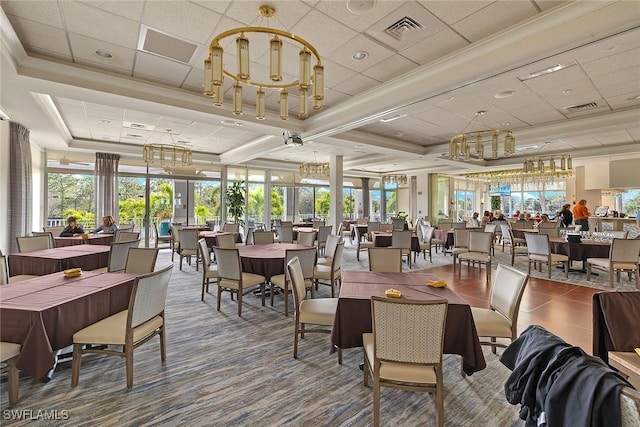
[572, 199, 590, 231]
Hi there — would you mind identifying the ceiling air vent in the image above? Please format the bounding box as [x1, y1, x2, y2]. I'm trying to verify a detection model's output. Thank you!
[384, 16, 423, 41]
[565, 102, 598, 113]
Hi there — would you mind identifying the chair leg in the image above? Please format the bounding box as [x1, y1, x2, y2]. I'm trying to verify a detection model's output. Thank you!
[284, 281, 289, 317]
[587, 263, 591, 281]
[71, 344, 82, 387]
[337, 347, 342, 365]
[363, 352, 369, 386]
[436, 368, 444, 427]
[125, 344, 134, 389]
[261, 282, 266, 307]
[217, 286, 222, 311]
[237, 290, 243, 317]
[7, 358, 19, 406]
[159, 324, 166, 362]
[373, 376, 381, 427]
[293, 320, 300, 358]
[610, 269, 614, 287]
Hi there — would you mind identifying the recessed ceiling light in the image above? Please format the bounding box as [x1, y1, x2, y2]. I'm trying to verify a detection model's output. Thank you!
[494, 90, 515, 99]
[563, 89, 572, 95]
[520, 63, 571, 80]
[352, 51, 369, 61]
[93, 49, 113, 59]
[347, 0, 376, 14]
[100, 119, 111, 124]
[221, 120, 242, 127]
[125, 133, 144, 138]
[354, 144, 365, 148]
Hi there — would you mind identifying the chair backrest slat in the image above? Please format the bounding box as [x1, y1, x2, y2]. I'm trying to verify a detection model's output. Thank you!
[253, 231, 275, 245]
[368, 248, 402, 272]
[490, 264, 529, 323]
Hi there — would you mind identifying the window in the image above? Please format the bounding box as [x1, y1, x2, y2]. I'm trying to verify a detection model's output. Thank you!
[48, 172, 95, 228]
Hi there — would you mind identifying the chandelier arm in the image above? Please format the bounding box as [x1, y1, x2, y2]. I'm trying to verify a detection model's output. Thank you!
[209, 27, 322, 64]
[221, 70, 302, 89]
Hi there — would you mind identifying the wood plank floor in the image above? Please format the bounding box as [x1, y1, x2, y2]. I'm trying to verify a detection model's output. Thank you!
[428, 263, 598, 352]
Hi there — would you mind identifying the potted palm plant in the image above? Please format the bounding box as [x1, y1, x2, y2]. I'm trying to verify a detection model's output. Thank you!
[226, 181, 246, 226]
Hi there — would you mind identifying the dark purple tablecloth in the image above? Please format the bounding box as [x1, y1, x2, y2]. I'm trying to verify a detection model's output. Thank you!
[8, 245, 110, 276]
[592, 291, 640, 364]
[200, 231, 242, 247]
[54, 234, 114, 247]
[549, 237, 611, 261]
[238, 243, 308, 280]
[370, 232, 420, 252]
[0, 271, 136, 379]
[331, 271, 486, 375]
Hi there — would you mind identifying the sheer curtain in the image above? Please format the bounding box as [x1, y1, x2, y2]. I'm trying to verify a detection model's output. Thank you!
[361, 178, 370, 219]
[9, 122, 32, 253]
[94, 152, 120, 224]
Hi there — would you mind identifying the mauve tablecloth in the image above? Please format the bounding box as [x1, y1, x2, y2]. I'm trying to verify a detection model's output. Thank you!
[238, 243, 309, 280]
[54, 234, 114, 247]
[331, 271, 486, 375]
[0, 271, 136, 379]
[8, 245, 110, 276]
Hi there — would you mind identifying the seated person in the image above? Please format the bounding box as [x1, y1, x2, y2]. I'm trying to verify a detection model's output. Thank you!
[60, 216, 85, 237]
[516, 213, 528, 223]
[93, 215, 118, 234]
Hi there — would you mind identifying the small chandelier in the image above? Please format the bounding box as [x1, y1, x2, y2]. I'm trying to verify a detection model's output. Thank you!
[299, 151, 329, 178]
[449, 110, 515, 160]
[523, 155, 572, 173]
[382, 174, 408, 186]
[204, 5, 324, 121]
[143, 129, 192, 166]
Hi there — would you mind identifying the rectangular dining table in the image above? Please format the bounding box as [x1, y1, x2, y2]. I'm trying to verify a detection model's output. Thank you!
[331, 271, 486, 375]
[53, 234, 114, 247]
[8, 245, 110, 276]
[0, 271, 136, 380]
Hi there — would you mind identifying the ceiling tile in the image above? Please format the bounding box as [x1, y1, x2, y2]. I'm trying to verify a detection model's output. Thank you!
[399, 28, 468, 66]
[133, 51, 192, 86]
[332, 73, 381, 96]
[417, 1, 492, 26]
[68, 33, 136, 73]
[79, 0, 144, 21]
[313, 0, 405, 32]
[5, 16, 71, 59]
[192, 1, 232, 15]
[60, 1, 140, 49]
[327, 34, 395, 73]
[141, 1, 222, 44]
[362, 54, 418, 82]
[1, 1, 64, 28]
[582, 49, 640, 77]
[291, 10, 358, 55]
[224, 1, 312, 29]
[322, 59, 358, 88]
[452, 1, 539, 43]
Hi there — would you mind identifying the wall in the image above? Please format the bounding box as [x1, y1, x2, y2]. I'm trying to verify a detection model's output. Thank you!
[0, 120, 9, 253]
[415, 171, 429, 221]
[574, 165, 602, 211]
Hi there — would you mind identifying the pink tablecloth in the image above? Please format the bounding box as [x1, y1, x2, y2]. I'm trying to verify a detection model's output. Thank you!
[331, 271, 486, 375]
[0, 271, 136, 379]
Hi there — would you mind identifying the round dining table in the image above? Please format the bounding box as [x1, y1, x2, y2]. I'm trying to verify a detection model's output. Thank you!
[237, 243, 309, 280]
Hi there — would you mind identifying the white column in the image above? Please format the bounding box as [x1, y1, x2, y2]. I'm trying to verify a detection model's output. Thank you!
[329, 155, 343, 233]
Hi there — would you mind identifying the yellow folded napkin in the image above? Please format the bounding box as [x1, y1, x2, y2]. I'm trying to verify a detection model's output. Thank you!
[635, 348, 640, 358]
[64, 268, 82, 278]
[385, 288, 402, 298]
[427, 279, 447, 288]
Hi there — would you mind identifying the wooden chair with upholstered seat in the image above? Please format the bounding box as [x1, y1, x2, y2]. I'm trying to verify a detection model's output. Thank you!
[391, 230, 412, 268]
[169, 224, 183, 261]
[524, 233, 569, 278]
[1, 342, 21, 406]
[316, 225, 333, 256]
[16, 235, 51, 252]
[212, 247, 266, 316]
[114, 230, 140, 243]
[471, 264, 529, 354]
[177, 229, 199, 270]
[271, 247, 317, 316]
[368, 247, 402, 272]
[457, 231, 493, 283]
[363, 296, 448, 427]
[314, 241, 344, 297]
[32, 231, 55, 248]
[586, 238, 640, 288]
[93, 239, 141, 273]
[276, 226, 294, 243]
[287, 257, 341, 363]
[253, 230, 275, 245]
[354, 226, 374, 261]
[317, 234, 339, 266]
[153, 222, 173, 248]
[500, 224, 528, 266]
[1, 250, 37, 284]
[296, 230, 317, 247]
[71, 265, 173, 389]
[215, 233, 237, 249]
[43, 225, 65, 236]
[222, 223, 240, 233]
[416, 222, 434, 262]
[451, 228, 470, 271]
[197, 239, 217, 301]
[124, 248, 159, 274]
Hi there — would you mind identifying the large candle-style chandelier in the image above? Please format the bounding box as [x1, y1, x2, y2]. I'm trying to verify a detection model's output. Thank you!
[204, 5, 324, 121]
[382, 174, 408, 186]
[142, 129, 192, 166]
[299, 151, 329, 178]
[449, 110, 515, 161]
[523, 155, 572, 173]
